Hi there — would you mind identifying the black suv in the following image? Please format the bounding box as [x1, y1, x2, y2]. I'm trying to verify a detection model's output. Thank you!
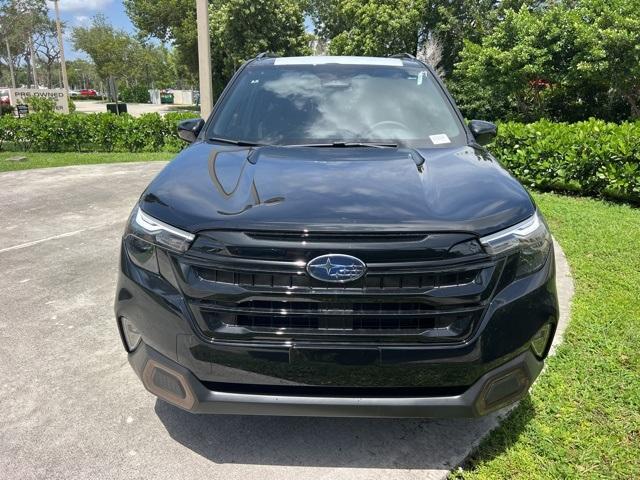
[116, 55, 558, 417]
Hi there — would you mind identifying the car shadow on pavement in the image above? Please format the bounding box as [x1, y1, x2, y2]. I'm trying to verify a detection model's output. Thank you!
[154, 396, 535, 470]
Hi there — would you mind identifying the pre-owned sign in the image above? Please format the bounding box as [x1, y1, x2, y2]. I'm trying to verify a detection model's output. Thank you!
[9, 88, 69, 114]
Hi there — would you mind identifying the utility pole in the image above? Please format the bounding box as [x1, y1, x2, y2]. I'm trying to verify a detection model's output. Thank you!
[53, 0, 69, 93]
[4, 38, 16, 89]
[196, 0, 213, 118]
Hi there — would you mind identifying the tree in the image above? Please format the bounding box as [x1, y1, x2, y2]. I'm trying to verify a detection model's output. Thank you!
[451, 0, 640, 122]
[322, 0, 424, 57]
[209, 0, 310, 95]
[417, 35, 444, 76]
[0, 0, 49, 87]
[569, 0, 640, 118]
[126, 41, 179, 89]
[307, 0, 537, 75]
[72, 15, 180, 98]
[125, 0, 310, 97]
[33, 18, 60, 88]
[422, 0, 539, 75]
[72, 14, 134, 84]
[66, 59, 98, 90]
[123, 0, 198, 74]
[0, 1, 22, 87]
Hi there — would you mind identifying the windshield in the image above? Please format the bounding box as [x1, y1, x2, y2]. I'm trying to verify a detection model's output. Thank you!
[207, 63, 466, 147]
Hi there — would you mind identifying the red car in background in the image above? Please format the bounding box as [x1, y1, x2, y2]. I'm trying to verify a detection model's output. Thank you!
[80, 89, 98, 97]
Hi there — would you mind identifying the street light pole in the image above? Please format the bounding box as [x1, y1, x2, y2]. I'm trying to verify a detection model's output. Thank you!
[196, 0, 213, 119]
[53, 0, 69, 94]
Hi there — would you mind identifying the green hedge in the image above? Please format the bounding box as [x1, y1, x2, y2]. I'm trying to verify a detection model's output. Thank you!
[493, 119, 640, 203]
[0, 112, 197, 153]
[1, 113, 638, 203]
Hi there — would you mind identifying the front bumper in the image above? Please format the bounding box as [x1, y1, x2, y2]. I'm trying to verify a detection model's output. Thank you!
[129, 341, 543, 417]
[116, 238, 558, 417]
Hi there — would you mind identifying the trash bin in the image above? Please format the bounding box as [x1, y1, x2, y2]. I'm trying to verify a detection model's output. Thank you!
[106, 103, 128, 115]
[160, 93, 174, 104]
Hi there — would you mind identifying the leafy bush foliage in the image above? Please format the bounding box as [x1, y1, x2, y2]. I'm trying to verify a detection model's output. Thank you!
[0, 104, 14, 116]
[493, 119, 640, 203]
[452, 0, 640, 123]
[22, 96, 56, 113]
[1, 112, 637, 202]
[0, 111, 197, 153]
[119, 85, 150, 103]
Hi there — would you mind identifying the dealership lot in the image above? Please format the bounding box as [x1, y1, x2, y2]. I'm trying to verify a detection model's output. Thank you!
[0, 163, 571, 480]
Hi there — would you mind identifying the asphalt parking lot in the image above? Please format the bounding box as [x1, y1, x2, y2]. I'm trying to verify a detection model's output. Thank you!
[0, 162, 573, 480]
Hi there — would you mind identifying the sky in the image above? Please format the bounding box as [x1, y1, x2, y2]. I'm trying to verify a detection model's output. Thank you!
[47, 0, 135, 60]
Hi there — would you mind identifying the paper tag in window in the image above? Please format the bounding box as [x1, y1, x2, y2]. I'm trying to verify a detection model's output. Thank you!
[429, 134, 451, 145]
[417, 72, 425, 85]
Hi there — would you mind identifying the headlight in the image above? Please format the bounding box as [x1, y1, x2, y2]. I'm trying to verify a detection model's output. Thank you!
[124, 206, 195, 272]
[479, 211, 551, 277]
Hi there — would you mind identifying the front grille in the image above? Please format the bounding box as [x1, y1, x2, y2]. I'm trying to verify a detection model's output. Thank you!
[199, 300, 482, 336]
[177, 229, 499, 344]
[193, 266, 481, 290]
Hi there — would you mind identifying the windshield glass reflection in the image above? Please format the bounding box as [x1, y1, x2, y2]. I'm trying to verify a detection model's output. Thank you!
[209, 64, 464, 147]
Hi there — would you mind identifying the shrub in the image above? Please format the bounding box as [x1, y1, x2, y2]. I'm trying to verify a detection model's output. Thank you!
[120, 85, 150, 103]
[492, 119, 640, 203]
[0, 114, 18, 150]
[0, 111, 196, 153]
[1, 112, 635, 203]
[22, 96, 56, 113]
[0, 104, 13, 116]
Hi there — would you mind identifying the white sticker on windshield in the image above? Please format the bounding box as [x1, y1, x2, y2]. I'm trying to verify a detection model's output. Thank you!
[417, 72, 425, 85]
[430, 134, 451, 145]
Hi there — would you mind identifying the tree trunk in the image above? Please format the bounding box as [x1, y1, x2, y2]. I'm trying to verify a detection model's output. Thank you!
[29, 34, 38, 87]
[4, 38, 16, 89]
[625, 92, 640, 119]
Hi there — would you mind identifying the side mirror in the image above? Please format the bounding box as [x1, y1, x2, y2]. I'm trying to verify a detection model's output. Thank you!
[177, 118, 205, 143]
[468, 120, 498, 146]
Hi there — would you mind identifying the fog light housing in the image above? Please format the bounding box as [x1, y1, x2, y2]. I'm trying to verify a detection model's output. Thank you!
[477, 367, 530, 414]
[531, 323, 553, 358]
[120, 317, 142, 352]
[152, 368, 186, 399]
[141, 359, 196, 410]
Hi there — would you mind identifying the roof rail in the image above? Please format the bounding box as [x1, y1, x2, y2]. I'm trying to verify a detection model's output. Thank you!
[389, 53, 416, 60]
[255, 52, 278, 59]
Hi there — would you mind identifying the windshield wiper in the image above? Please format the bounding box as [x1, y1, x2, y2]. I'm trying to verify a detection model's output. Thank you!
[208, 136, 265, 147]
[285, 142, 398, 148]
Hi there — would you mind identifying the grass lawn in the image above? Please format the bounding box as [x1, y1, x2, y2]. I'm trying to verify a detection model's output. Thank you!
[454, 192, 640, 479]
[0, 151, 174, 172]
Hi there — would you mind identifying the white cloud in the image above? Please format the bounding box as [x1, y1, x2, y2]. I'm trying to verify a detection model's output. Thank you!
[47, 0, 114, 13]
[74, 15, 90, 26]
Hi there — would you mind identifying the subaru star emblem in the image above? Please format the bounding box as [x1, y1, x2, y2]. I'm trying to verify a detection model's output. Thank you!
[306, 254, 366, 283]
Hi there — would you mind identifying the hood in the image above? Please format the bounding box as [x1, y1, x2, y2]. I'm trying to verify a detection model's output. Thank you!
[140, 142, 534, 237]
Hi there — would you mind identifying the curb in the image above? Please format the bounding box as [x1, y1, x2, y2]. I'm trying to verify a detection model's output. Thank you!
[447, 238, 575, 479]
[549, 238, 574, 355]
